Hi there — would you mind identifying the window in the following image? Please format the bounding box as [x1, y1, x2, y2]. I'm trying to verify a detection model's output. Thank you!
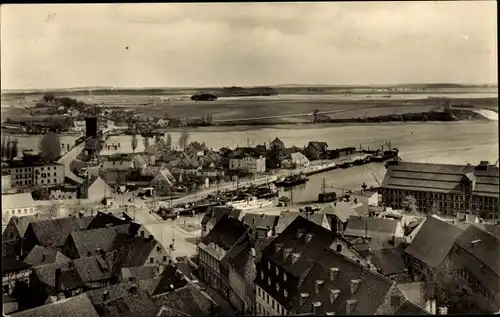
[54, 172, 57, 176]
[41, 180, 44, 184]
[150, 257, 154, 264]
[47, 179, 50, 183]
[41, 167, 44, 171]
[157, 246, 161, 252]
[163, 256, 167, 261]
[276, 283, 280, 292]
[261, 272, 264, 280]
[283, 272, 287, 282]
[275, 266, 279, 276]
[266, 293, 269, 304]
[258, 287, 261, 297]
[268, 277, 271, 286]
[336, 244, 342, 252]
[268, 261, 271, 270]
[47, 173, 51, 177]
[54, 179, 57, 183]
[272, 299, 275, 310]
[284, 289, 288, 298]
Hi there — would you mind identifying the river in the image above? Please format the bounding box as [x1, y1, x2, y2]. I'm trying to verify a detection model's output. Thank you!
[8, 121, 498, 203]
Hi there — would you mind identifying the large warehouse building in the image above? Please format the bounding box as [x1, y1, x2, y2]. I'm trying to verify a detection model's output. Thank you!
[380, 161, 499, 219]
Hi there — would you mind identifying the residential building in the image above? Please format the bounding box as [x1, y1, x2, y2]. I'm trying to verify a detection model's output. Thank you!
[380, 161, 499, 218]
[2, 257, 31, 296]
[229, 154, 266, 173]
[9, 293, 99, 317]
[319, 202, 360, 233]
[242, 213, 280, 238]
[197, 214, 249, 299]
[49, 185, 79, 200]
[79, 175, 114, 203]
[2, 171, 11, 191]
[304, 141, 328, 160]
[201, 207, 242, 237]
[2, 193, 37, 224]
[101, 157, 134, 171]
[281, 152, 310, 169]
[2, 160, 66, 188]
[265, 147, 302, 169]
[274, 211, 330, 234]
[2, 214, 52, 258]
[270, 137, 285, 150]
[255, 215, 407, 315]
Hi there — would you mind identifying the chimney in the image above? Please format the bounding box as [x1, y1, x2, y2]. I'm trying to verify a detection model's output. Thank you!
[251, 248, 256, 258]
[312, 302, 322, 314]
[291, 253, 301, 264]
[305, 233, 313, 243]
[438, 306, 448, 315]
[329, 289, 340, 304]
[330, 267, 339, 281]
[299, 293, 310, 306]
[283, 248, 292, 259]
[346, 299, 357, 315]
[102, 290, 109, 302]
[315, 280, 324, 294]
[275, 243, 283, 253]
[55, 268, 62, 294]
[350, 279, 361, 294]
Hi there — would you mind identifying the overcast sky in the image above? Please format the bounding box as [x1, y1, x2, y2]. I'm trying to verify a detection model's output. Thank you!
[1, 2, 497, 89]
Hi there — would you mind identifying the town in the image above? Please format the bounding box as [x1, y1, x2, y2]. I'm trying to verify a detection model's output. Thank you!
[2, 107, 499, 316]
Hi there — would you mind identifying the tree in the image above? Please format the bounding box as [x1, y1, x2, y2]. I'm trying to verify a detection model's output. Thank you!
[131, 134, 138, 153]
[39, 131, 61, 162]
[166, 133, 172, 151]
[178, 131, 190, 150]
[43, 93, 56, 103]
[143, 136, 150, 151]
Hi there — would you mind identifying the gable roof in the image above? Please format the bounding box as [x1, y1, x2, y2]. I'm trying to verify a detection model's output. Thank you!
[2, 193, 35, 210]
[320, 202, 359, 223]
[23, 245, 70, 266]
[308, 141, 329, 152]
[97, 290, 160, 317]
[394, 300, 431, 315]
[343, 216, 399, 238]
[86, 212, 131, 230]
[454, 224, 500, 277]
[112, 234, 158, 270]
[73, 253, 116, 284]
[152, 264, 188, 296]
[405, 216, 464, 268]
[154, 283, 214, 317]
[68, 224, 134, 258]
[275, 211, 327, 234]
[5, 214, 52, 238]
[200, 214, 249, 251]
[27, 216, 94, 248]
[242, 213, 279, 230]
[381, 162, 499, 197]
[10, 293, 99, 317]
[121, 266, 158, 282]
[360, 245, 407, 276]
[259, 216, 396, 315]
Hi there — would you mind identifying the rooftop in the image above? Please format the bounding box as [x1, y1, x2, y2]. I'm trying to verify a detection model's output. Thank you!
[381, 162, 499, 197]
[2, 193, 35, 210]
[28, 215, 94, 248]
[200, 214, 249, 252]
[23, 245, 70, 266]
[319, 202, 360, 223]
[343, 216, 399, 238]
[68, 224, 135, 258]
[10, 293, 99, 317]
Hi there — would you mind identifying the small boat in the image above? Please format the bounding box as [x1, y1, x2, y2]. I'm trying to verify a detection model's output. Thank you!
[275, 174, 308, 187]
[226, 196, 274, 210]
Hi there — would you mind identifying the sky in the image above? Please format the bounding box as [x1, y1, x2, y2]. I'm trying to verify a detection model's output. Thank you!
[1, 2, 497, 89]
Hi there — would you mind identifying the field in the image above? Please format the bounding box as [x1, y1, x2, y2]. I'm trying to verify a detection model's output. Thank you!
[1, 87, 498, 124]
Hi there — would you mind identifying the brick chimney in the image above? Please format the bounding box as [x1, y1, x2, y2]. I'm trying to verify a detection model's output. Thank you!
[315, 280, 324, 294]
[350, 279, 361, 294]
[102, 290, 109, 302]
[346, 299, 357, 315]
[291, 253, 301, 264]
[312, 302, 322, 314]
[300, 293, 310, 306]
[275, 243, 283, 253]
[330, 267, 339, 281]
[329, 289, 340, 304]
[55, 268, 62, 298]
[305, 233, 313, 243]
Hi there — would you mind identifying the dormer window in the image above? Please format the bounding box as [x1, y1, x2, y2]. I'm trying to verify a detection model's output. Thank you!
[284, 289, 288, 298]
[261, 272, 264, 280]
[275, 267, 279, 276]
[268, 261, 271, 270]
[283, 272, 287, 282]
[268, 277, 271, 286]
[276, 283, 280, 292]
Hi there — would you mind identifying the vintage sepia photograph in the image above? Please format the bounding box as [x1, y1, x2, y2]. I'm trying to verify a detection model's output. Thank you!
[1, 2, 498, 316]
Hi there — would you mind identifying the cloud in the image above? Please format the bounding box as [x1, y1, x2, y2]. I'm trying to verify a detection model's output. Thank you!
[1, 2, 497, 89]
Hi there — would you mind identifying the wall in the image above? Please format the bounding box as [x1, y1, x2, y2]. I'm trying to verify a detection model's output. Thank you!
[376, 284, 407, 315]
[2, 174, 12, 191]
[229, 266, 246, 313]
[255, 284, 288, 316]
[33, 164, 65, 187]
[2, 206, 37, 224]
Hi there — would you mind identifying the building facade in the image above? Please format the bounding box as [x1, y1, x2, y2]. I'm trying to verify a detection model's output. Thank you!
[381, 161, 499, 218]
[2, 172, 11, 191]
[2, 193, 37, 224]
[229, 156, 266, 173]
[2, 162, 66, 188]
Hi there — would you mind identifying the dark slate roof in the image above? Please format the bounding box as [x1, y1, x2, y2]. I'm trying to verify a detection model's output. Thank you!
[10, 293, 99, 317]
[381, 162, 499, 197]
[122, 266, 158, 281]
[275, 212, 327, 234]
[394, 300, 431, 315]
[359, 245, 407, 276]
[33, 261, 73, 288]
[343, 216, 399, 238]
[201, 206, 233, 226]
[73, 253, 116, 284]
[242, 213, 279, 230]
[28, 216, 94, 248]
[259, 216, 396, 314]
[2, 256, 31, 274]
[152, 265, 188, 296]
[112, 234, 158, 270]
[86, 282, 133, 305]
[8, 214, 52, 238]
[200, 214, 249, 251]
[320, 202, 359, 223]
[68, 224, 134, 258]
[484, 224, 500, 238]
[23, 245, 70, 266]
[86, 212, 131, 230]
[154, 284, 214, 317]
[308, 141, 328, 151]
[405, 216, 464, 268]
[454, 224, 500, 277]
[97, 290, 160, 317]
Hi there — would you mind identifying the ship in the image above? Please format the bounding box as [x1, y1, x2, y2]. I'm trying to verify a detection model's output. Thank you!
[226, 195, 274, 211]
[255, 183, 279, 199]
[275, 174, 309, 187]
